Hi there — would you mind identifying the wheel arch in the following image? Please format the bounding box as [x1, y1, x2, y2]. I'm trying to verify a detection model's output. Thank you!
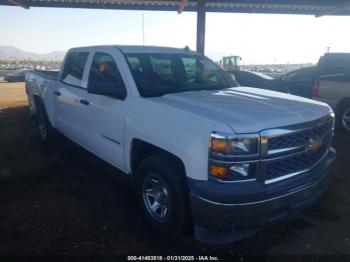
[32, 94, 43, 115]
[31, 94, 56, 129]
[335, 97, 350, 113]
[130, 139, 187, 180]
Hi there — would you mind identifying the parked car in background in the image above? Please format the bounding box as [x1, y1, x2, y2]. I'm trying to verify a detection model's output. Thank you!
[230, 70, 280, 90]
[25, 45, 336, 244]
[231, 70, 287, 92]
[267, 53, 350, 99]
[318, 53, 350, 75]
[313, 73, 350, 134]
[269, 66, 318, 98]
[4, 70, 27, 82]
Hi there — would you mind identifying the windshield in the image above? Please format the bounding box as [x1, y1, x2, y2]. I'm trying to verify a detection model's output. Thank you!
[125, 53, 236, 97]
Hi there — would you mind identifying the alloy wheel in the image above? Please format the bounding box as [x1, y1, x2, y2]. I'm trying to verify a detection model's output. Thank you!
[142, 172, 170, 223]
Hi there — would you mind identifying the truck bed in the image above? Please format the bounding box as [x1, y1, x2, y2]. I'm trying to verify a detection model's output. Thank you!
[25, 70, 59, 120]
[29, 70, 59, 80]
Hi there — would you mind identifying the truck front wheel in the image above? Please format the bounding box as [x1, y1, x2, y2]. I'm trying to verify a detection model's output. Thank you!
[136, 154, 191, 238]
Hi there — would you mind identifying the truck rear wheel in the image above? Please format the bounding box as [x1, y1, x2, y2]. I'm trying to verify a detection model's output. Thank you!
[136, 154, 191, 238]
[35, 101, 58, 144]
[337, 102, 350, 134]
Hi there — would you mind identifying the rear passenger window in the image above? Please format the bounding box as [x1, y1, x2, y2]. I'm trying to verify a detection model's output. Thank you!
[62, 52, 89, 87]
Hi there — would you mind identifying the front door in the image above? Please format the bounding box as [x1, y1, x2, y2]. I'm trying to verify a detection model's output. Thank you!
[79, 51, 128, 170]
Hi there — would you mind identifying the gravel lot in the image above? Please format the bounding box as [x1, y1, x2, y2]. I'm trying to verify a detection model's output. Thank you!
[0, 81, 349, 257]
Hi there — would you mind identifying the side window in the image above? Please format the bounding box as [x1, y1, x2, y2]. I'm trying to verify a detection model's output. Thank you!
[287, 69, 315, 81]
[127, 56, 141, 71]
[88, 52, 126, 94]
[286, 72, 298, 81]
[182, 57, 196, 79]
[62, 52, 89, 87]
[127, 56, 143, 87]
[150, 56, 174, 81]
[198, 58, 221, 83]
[181, 57, 220, 83]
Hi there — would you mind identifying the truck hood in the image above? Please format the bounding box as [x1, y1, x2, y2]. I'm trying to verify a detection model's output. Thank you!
[151, 87, 332, 133]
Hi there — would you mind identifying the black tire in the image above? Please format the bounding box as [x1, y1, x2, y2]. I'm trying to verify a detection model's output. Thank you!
[35, 100, 58, 144]
[136, 153, 191, 238]
[336, 102, 350, 134]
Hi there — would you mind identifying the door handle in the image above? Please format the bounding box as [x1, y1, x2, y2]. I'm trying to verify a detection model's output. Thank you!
[80, 99, 90, 106]
[54, 91, 61, 96]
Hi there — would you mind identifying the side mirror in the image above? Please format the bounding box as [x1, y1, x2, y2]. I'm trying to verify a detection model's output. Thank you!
[88, 79, 126, 100]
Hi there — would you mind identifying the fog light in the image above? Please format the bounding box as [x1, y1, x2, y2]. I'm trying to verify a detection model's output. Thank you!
[209, 163, 255, 181]
[230, 163, 250, 177]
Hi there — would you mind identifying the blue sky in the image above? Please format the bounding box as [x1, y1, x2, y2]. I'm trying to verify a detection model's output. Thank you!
[1, 6, 350, 64]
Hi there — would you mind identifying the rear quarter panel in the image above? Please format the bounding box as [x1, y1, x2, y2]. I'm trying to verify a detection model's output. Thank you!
[25, 72, 58, 127]
[318, 75, 350, 109]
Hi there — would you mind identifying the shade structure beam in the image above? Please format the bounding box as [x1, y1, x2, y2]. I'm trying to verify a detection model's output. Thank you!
[6, 0, 28, 8]
[315, 0, 350, 17]
[196, 0, 206, 54]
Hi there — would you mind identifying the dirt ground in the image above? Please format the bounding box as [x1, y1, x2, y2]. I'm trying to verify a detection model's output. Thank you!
[0, 80, 349, 257]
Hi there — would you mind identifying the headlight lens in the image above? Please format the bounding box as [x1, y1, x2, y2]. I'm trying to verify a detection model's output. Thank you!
[210, 133, 259, 156]
[209, 132, 259, 182]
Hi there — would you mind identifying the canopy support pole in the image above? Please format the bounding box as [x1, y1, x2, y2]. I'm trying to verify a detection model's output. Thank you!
[196, 0, 206, 54]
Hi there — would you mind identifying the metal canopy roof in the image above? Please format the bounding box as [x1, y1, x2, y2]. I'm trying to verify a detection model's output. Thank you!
[2, 0, 350, 54]
[1, 0, 350, 17]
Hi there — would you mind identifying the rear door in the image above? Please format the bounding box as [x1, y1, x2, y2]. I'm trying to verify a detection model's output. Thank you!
[55, 50, 91, 145]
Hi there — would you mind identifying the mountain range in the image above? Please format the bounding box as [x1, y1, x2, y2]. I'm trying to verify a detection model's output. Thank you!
[0, 45, 66, 61]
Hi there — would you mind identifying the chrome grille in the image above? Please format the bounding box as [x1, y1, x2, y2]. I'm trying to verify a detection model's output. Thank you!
[265, 136, 330, 181]
[268, 120, 333, 151]
[261, 115, 334, 184]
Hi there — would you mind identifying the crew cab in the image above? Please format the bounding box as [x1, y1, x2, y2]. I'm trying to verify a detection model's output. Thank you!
[25, 45, 336, 244]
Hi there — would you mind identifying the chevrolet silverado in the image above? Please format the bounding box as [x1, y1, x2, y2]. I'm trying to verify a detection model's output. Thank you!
[25, 45, 336, 244]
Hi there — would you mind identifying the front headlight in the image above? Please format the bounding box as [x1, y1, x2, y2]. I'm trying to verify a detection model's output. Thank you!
[209, 132, 259, 182]
[210, 133, 259, 156]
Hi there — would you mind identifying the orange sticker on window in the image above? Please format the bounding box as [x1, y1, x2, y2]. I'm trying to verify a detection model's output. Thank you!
[99, 64, 106, 73]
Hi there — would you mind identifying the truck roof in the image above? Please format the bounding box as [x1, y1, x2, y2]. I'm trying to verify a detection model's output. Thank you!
[317, 52, 350, 68]
[69, 45, 196, 54]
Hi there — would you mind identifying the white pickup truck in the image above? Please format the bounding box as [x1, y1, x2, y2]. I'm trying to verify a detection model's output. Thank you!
[26, 45, 336, 244]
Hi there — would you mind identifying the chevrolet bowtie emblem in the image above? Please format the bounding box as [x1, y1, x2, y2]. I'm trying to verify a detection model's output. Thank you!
[307, 137, 322, 152]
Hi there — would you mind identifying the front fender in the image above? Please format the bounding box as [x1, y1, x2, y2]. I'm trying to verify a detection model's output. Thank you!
[124, 125, 207, 180]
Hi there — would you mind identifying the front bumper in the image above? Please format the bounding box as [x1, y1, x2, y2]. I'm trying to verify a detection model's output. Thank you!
[189, 148, 336, 244]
